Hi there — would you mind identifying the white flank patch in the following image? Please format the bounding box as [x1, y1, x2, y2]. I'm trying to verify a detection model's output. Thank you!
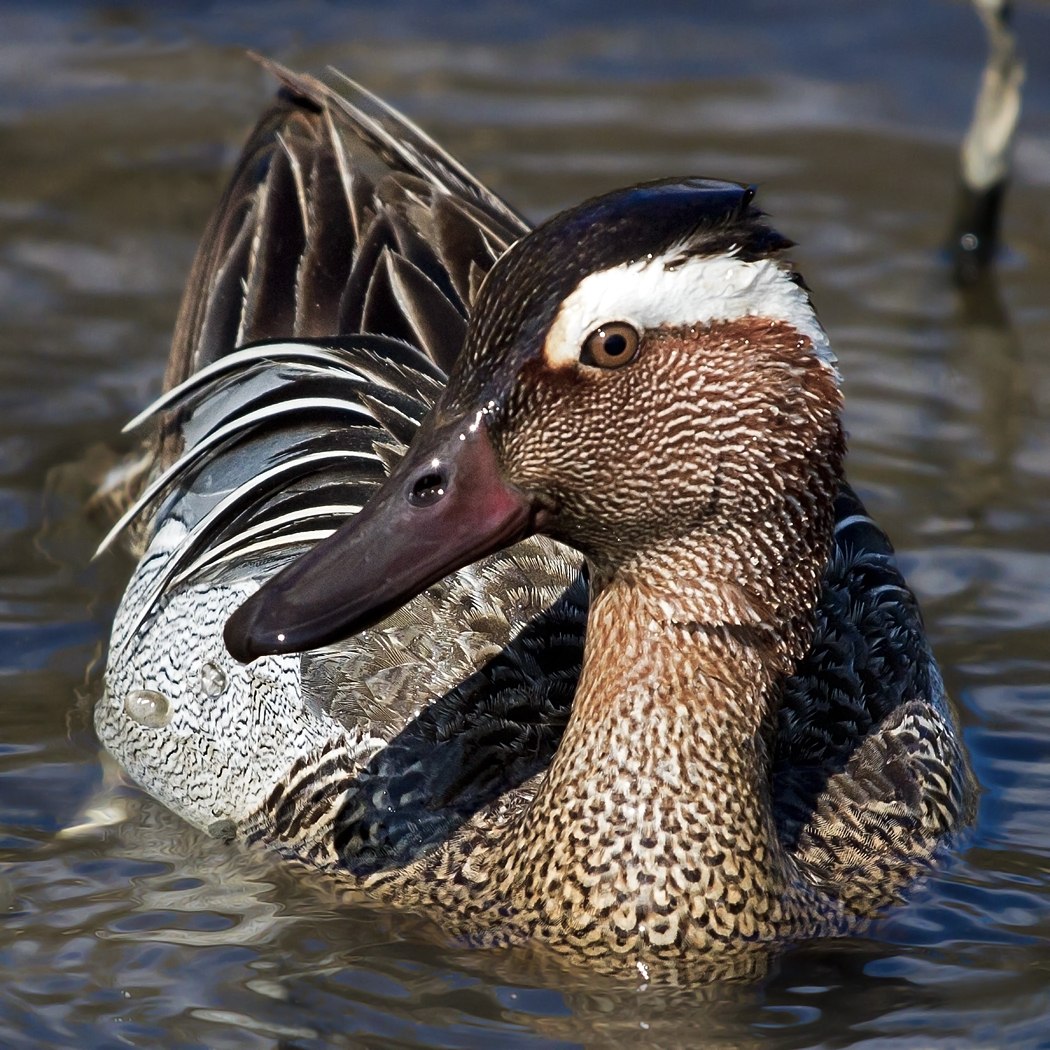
[544, 250, 836, 377]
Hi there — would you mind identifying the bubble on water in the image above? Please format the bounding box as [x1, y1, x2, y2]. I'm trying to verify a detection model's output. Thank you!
[124, 689, 171, 728]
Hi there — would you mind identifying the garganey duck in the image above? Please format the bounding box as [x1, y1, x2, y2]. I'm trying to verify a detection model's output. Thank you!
[96, 61, 975, 973]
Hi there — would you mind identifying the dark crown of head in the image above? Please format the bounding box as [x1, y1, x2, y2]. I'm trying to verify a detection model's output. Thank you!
[535, 177, 790, 272]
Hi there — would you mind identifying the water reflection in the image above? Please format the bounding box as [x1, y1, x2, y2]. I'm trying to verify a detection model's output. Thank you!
[947, 273, 1028, 526]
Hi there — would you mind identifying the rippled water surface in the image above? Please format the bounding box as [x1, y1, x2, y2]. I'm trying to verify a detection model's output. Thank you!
[3, 1, 1050, 1046]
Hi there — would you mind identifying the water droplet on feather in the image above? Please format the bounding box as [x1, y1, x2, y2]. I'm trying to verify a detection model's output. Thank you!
[124, 689, 171, 728]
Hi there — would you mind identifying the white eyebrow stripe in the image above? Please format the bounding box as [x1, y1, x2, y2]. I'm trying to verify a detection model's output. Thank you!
[543, 251, 837, 378]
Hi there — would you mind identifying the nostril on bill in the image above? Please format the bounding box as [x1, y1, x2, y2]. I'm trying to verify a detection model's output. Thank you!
[408, 470, 448, 507]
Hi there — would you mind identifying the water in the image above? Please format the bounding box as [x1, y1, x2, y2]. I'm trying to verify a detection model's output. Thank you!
[3, 0, 1050, 1045]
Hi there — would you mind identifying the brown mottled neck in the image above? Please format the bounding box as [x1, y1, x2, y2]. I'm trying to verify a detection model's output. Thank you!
[496, 432, 844, 950]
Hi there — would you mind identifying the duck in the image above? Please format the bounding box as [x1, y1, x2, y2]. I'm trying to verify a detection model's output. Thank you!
[95, 59, 975, 971]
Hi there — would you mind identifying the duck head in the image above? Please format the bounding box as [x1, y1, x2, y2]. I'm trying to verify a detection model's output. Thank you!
[225, 178, 842, 663]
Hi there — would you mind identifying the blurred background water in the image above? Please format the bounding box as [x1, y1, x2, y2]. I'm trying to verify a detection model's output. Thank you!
[2, 0, 1050, 1045]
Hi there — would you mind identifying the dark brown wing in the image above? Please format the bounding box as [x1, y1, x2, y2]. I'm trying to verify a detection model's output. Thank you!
[166, 58, 527, 393]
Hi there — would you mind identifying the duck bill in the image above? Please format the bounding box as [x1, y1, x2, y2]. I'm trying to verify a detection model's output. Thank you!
[223, 416, 539, 663]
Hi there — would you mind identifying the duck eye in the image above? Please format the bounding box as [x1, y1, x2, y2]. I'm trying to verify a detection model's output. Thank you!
[580, 322, 640, 369]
